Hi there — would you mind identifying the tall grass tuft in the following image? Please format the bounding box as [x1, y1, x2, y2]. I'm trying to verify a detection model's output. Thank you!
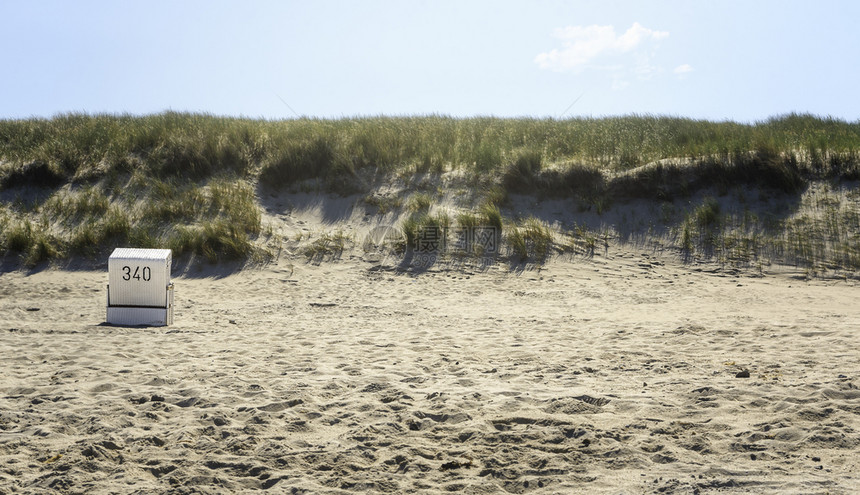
[401, 211, 450, 253]
[479, 203, 503, 233]
[4, 219, 37, 253]
[1, 218, 62, 267]
[508, 217, 554, 262]
[406, 192, 433, 213]
[169, 220, 252, 263]
[401, 215, 420, 252]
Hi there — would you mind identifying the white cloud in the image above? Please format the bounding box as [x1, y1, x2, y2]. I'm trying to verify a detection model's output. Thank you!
[535, 22, 669, 72]
[674, 64, 694, 74]
[617, 22, 669, 52]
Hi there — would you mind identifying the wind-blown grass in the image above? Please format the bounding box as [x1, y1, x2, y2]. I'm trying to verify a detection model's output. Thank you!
[4, 112, 859, 190]
[1, 112, 859, 271]
[508, 217, 554, 263]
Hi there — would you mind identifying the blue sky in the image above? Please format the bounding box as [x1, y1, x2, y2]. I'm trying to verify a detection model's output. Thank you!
[2, 0, 858, 122]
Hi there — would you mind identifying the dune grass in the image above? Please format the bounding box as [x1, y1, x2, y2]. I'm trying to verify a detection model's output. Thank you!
[675, 185, 860, 273]
[4, 112, 858, 190]
[1, 112, 859, 272]
[508, 217, 555, 263]
[405, 192, 434, 213]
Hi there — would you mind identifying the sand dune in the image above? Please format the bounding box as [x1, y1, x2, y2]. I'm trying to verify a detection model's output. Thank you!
[1, 253, 859, 493]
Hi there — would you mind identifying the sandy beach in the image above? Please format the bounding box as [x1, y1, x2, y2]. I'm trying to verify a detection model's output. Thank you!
[3, 3, 860, 492]
[1, 250, 858, 494]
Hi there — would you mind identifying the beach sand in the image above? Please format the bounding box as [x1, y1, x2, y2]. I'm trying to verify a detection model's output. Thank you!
[1, 252, 859, 494]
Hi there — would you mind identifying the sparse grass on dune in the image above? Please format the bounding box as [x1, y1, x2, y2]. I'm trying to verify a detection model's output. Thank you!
[1, 112, 859, 272]
[677, 185, 860, 273]
[302, 230, 351, 263]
